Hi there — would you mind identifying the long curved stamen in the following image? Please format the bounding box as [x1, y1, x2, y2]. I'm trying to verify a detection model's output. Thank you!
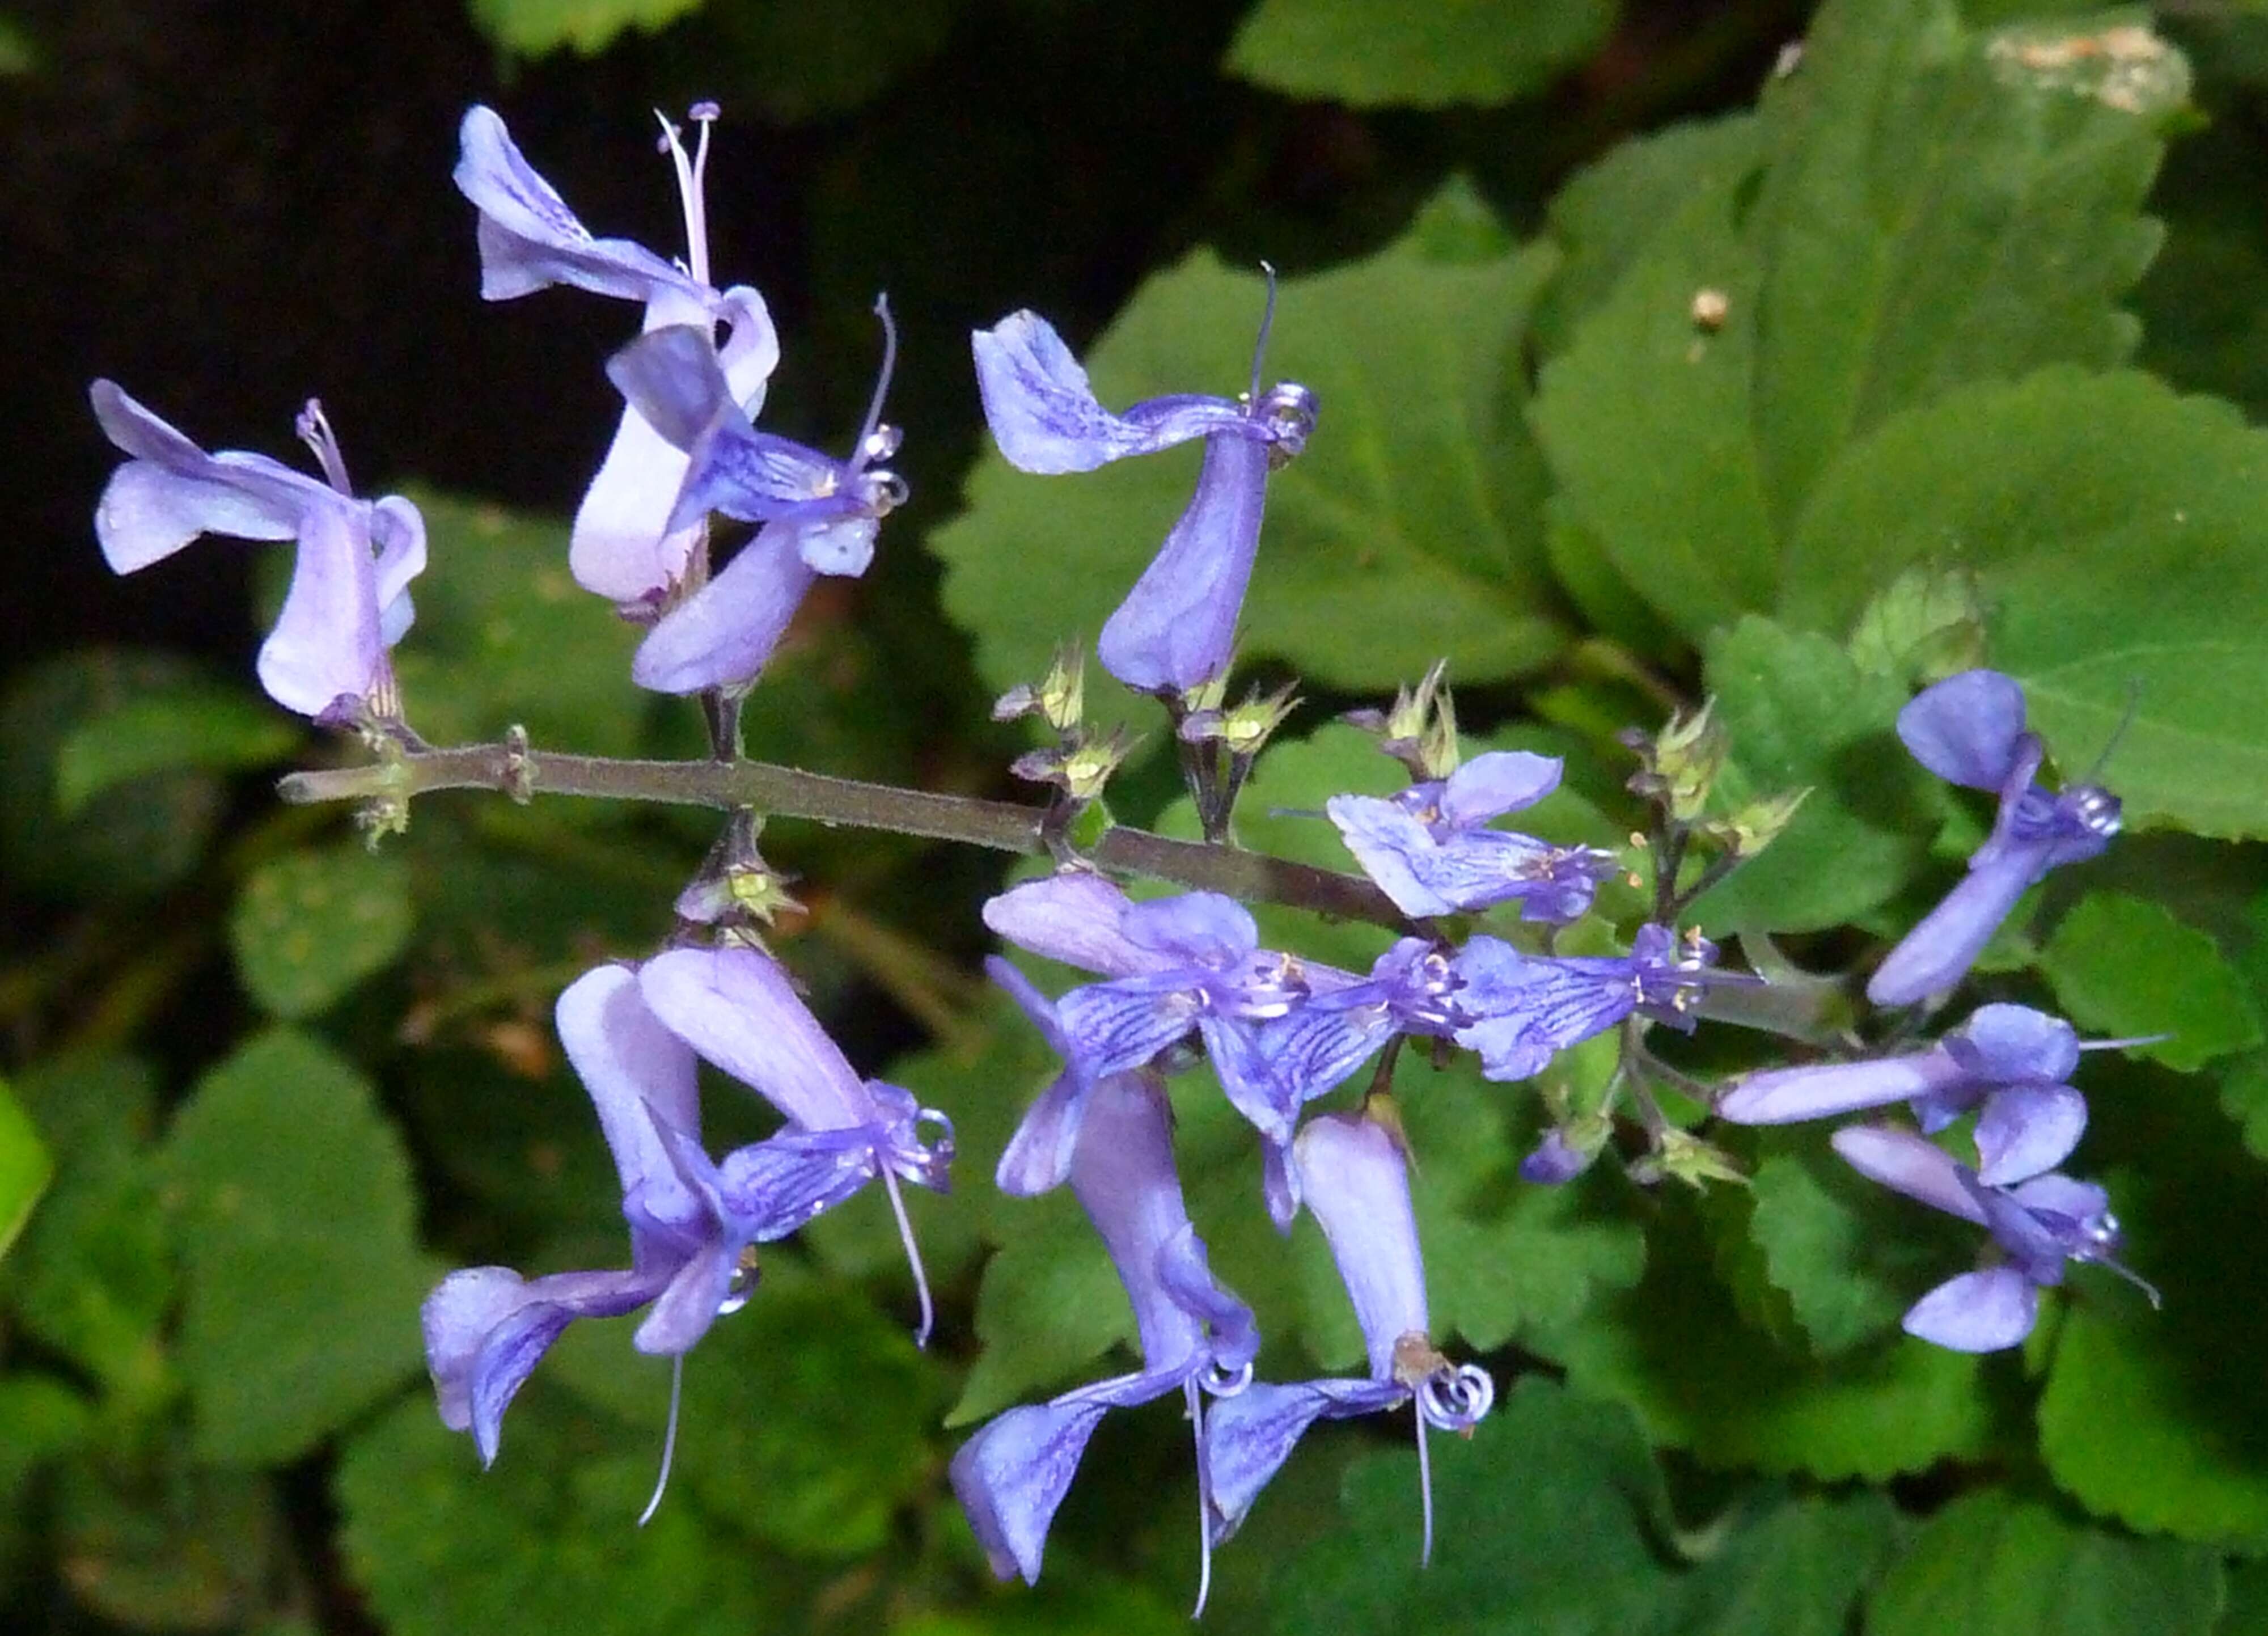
[637, 1353, 686, 1527]
[1412, 1401, 1435, 1568]
[1187, 1376, 1216, 1619]
[850, 294, 901, 473]
[655, 103, 718, 288]
[2079, 1032, 2173, 1053]
[1247, 261, 1279, 407]
[2081, 679, 2143, 785]
[881, 1164, 934, 1348]
[295, 400, 353, 495]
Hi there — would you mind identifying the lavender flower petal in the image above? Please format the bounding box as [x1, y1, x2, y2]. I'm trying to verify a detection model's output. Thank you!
[1716, 1052, 1945, 1125]
[1901, 1267, 2039, 1351]
[1437, 751, 1562, 825]
[1895, 669, 2029, 792]
[1204, 1377, 1403, 1541]
[638, 945, 870, 1130]
[984, 873, 1167, 977]
[971, 310, 1250, 474]
[422, 1265, 666, 1465]
[1973, 1082, 2088, 1187]
[1829, 1125, 1989, 1225]
[631, 518, 814, 694]
[1097, 433, 1268, 695]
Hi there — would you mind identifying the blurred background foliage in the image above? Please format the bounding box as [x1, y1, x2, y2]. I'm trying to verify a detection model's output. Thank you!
[4, 0, 2268, 1631]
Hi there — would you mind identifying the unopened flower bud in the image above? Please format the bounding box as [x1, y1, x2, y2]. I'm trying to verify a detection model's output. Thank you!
[1631, 1128, 1746, 1190]
[1699, 786, 1811, 860]
[1620, 700, 1727, 823]
[1178, 682, 1300, 758]
[1344, 660, 1459, 780]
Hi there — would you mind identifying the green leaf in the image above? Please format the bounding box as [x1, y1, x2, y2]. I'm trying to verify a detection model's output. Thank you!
[1747, 0, 2177, 530]
[1533, 0, 2185, 641]
[0, 16, 35, 73]
[1743, 1139, 1976, 1356]
[936, 205, 1572, 735]
[1551, 1191, 1996, 1480]
[390, 491, 646, 755]
[1533, 112, 1763, 357]
[163, 1029, 440, 1464]
[0, 1077, 50, 1262]
[53, 1434, 281, 1630]
[1865, 1490, 2223, 1636]
[1271, 1377, 1674, 1634]
[1645, 1490, 1898, 1636]
[1845, 566, 1990, 686]
[1226, 0, 1617, 109]
[546, 1268, 946, 1558]
[229, 844, 416, 1019]
[1529, 146, 1775, 641]
[1782, 369, 2268, 840]
[2038, 1063, 2268, 1545]
[0, 650, 227, 901]
[1692, 616, 1942, 933]
[949, 1187, 1131, 1425]
[54, 683, 296, 815]
[6, 1055, 174, 1406]
[2043, 893, 2263, 1072]
[467, 0, 704, 56]
[710, 0, 958, 122]
[337, 1390, 786, 1636]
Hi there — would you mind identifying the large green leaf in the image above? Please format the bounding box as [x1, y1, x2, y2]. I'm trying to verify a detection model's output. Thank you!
[1271, 1377, 1674, 1634]
[467, 0, 704, 56]
[1747, 0, 2176, 529]
[53, 680, 296, 815]
[1531, 0, 2186, 641]
[163, 1029, 441, 1464]
[1552, 1191, 1996, 1480]
[1740, 1138, 1977, 1358]
[545, 1267, 947, 1559]
[1781, 369, 2268, 840]
[1865, 1490, 2223, 1636]
[2043, 892, 2263, 1073]
[0, 650, 227, 901]
[0, 1077, 50, 1263]
[936, 197, 1571, 734]
[1225, 0, 1617, 109]
[337, 1390, 787, 1636]
[6, 1055, 174, 1407]
[1693, 616, 1943, 933]
[229, 844, 416, 1019]
[2037, 1060, 2268, 1545]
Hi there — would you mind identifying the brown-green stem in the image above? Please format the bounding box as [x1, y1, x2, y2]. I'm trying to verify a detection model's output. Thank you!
[278, 738, 1415, 934]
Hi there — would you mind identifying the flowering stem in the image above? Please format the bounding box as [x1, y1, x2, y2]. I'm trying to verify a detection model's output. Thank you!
[277, 738, 1414, 932]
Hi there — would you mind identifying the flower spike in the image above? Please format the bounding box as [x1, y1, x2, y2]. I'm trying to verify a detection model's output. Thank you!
[971, 281, 1318, 696]
[89, 382, 425, 722]
[1868, 670, 2121, 1006]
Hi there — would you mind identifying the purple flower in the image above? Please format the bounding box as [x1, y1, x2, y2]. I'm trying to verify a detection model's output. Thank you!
[454, 104, 780, 608]
[1831, 1125, 2154, 1351]
[1452, 924, 1728, 1083]
[1518, 1118, 1610, 1184]
[1868, 670, 2121, 1007]
[421, 965, 914, 1467]
[1717, 1003, 2094, 1185]
[971, 302, 1317, 696]
[90, 383, 425, 721]
[1202, 1111, 1492, 1563]
[637, 944, 953, 1342]
[991, 877, 1385, 1170]
[1327, 751, 1619, 921]
[603, 313, 908, 693]
[950, 1072, 1257, 1613]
